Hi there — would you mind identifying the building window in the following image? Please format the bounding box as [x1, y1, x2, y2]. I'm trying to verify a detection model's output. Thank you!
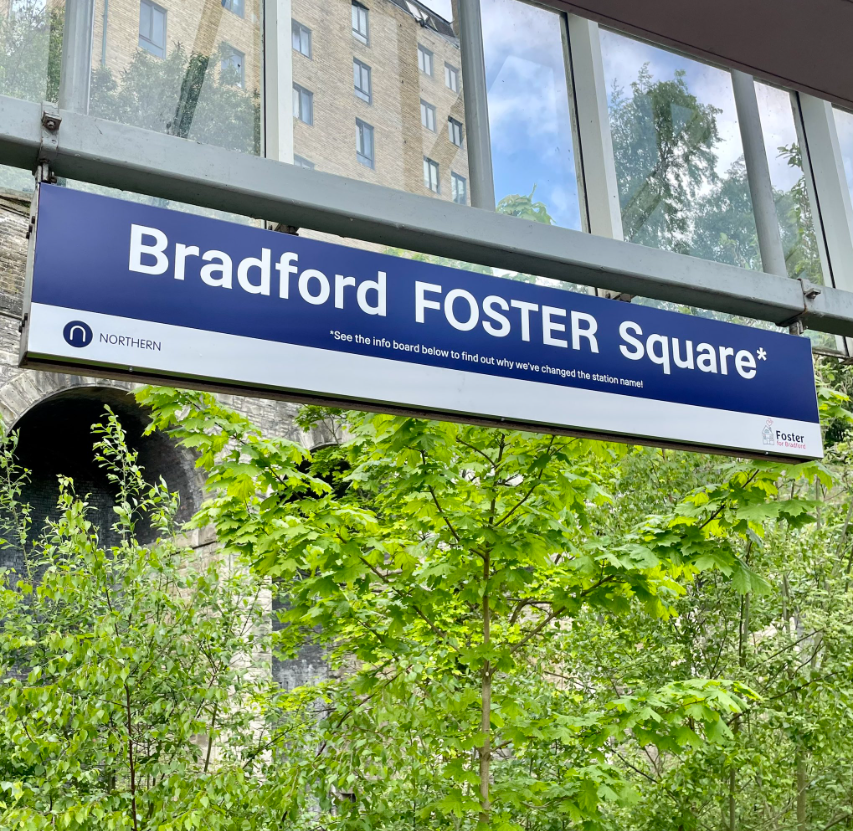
[445, 63, 459, 92]
[138, 0, 166, 58]
[353, 59, 372, 103]
[420, 100, 436, 132]
[220, 45, 245, 88]
[423, 157, 439, 193]
[356, 119, 374, 168]
[352, 1, 369, 44]
[222, 0, 244, 16]
[448, 117, 463, 147]
[293, 84, 314, 125]
[418, 44, 433, 76]
[294, 155, 315, 170]
[451, 172, 467, 205]
[292, 21, 312, 58]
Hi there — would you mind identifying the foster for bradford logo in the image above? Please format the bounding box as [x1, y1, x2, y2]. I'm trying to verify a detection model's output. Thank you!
[63, 320, 93, 348]
[762, 418, 775, 446]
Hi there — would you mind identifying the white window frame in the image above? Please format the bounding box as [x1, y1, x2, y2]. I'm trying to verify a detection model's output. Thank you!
[445, 63, 459, 93]
[138, 0, 167, 59]
[451, 172, 467, 204]
[292, 20, 312, 59]
[354, 58, 372, 104]
[294, 155, 315, 169]
[424, 156, 440, 193]
[352, 1, 369, 45]
[420, 100, 436, 132]
[293, 83, 314, 125]
[418, 44, 433, 76]
[222, 0, 244, 17]
[356, 118, 375, 168]
[220, 44, 245, 88]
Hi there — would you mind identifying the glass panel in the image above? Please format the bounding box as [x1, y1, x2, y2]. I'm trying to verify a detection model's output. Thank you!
[90, 0, 262, 155]
[834, 107, 853, 207]
[290, 0, 468, 202]
[600, 29, 761, 270]
[0, 0, 64, 105]
[481, 0, 582, 231]
[755, 82, 825, 284]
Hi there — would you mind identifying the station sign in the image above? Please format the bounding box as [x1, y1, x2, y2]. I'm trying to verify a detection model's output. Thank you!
[21, 185, 822, 460]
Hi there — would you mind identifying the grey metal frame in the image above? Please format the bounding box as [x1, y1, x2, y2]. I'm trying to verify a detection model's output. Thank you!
[7, 0, 853, 339]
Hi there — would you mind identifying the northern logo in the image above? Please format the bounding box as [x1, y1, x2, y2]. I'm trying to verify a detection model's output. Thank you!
[63, 320, 93, 348]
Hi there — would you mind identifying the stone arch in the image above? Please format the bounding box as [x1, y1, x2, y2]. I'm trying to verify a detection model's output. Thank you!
[0, 377, 204, 570]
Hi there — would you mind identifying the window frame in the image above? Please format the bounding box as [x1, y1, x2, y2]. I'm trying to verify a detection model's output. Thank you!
[356, 118, 375, 168]
[451, 172, 467, 205]
[420, 99, 437, 132]
[221, 0, 244, 17]
[138, 0, 167, 59]
[353, 58, 372, 104]
[448, 117, 463, 147]
[445, 63, 459, 93]
[293, 83, 314, 126]
[294, 155, 316, 170]
[423, 156, 440, 193]
[418, 44, 434, 77]
[220, 44, 246, 88]
[292, 20, 312, 59]
[352, 1, 370, 45]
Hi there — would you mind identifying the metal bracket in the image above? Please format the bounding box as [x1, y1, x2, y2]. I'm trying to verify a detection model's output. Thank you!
[778, 278, 822, 332]
[36, 102, 61, 183]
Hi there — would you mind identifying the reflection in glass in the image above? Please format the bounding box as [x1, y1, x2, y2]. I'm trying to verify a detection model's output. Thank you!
[835, 107, 853, 207]
[481, 0, 582, 231]
[89, 0, 262, 155]
[0, 0, 63, 105]
[755, 82, 824, 284]
[601, 29, 761, 270]
[290, 0, 468, 200]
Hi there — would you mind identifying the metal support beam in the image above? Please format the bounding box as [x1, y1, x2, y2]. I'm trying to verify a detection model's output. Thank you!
[565, 15, 622, 240]
[731, 70, 788, 279]
[797, 94, 853, 294]
[457, 0, 495, 210]
[58, 0, 96, 115]
[263, 0, 294, 163]
[3, 94, 853, 335]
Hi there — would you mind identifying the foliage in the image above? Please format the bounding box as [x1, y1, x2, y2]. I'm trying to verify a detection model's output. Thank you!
[90, 44, 260, 156]
[610, 66, 721, 253]
[0, 409, 277, 830]
[496, 186, 555, 226]
[134, 385, 841, 830]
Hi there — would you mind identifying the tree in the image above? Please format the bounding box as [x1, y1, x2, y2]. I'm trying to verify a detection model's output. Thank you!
[136, 387, 834, 830]
[609, 66, 721, 253]
[90, 44, 260, 156]
[0, 409, 276, 830]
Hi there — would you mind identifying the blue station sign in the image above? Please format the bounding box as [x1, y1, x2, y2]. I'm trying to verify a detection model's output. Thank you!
[21, 185, 822, 460]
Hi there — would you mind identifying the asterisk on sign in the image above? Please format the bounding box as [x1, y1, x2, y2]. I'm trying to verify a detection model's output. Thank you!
[757, 348, 767, 361]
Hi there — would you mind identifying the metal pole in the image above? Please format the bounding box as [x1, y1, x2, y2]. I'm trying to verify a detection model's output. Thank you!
[263, 0, 294, 163]
[731, 70, 788, 278]
[58, 0, 96, 115]
[457, 0, 495, 211]
[565, 16, 622, 241]
[797, 93, 853, 351]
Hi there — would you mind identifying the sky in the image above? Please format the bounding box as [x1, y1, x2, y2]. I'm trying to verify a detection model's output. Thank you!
[480, 0, 583, 230]
[415, 3, 821, 235]
[420, 0, 453, 19]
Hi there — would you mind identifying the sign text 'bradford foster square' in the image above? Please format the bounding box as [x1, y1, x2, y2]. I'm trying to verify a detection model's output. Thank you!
[20, 185, 822, 461]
